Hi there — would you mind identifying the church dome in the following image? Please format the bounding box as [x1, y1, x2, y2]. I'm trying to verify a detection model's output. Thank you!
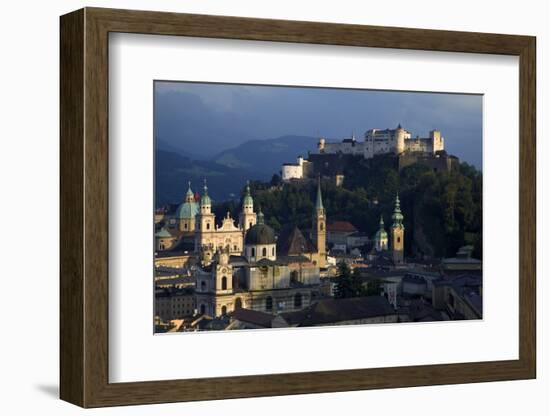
[175, 201, 199, 219]
[374, 228, 388, 240]
[245, 223, 276, 245]
[155, 228, 173, 238]
[374, 215, 388, 241]
[243, 182, 253, 207]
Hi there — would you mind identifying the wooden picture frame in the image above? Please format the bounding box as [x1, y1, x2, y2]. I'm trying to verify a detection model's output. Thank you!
[60, 7, 536, 408]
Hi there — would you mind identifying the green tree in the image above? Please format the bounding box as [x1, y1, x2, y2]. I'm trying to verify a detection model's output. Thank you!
[334, 262, 365, 299]
[365, 278, 382, 296]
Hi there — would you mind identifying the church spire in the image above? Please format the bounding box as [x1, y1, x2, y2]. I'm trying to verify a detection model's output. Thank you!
[243, 180, 253, 209]
[257, 206, 265, 225]
[185, 180, 194, 202]
[200, 178, 211, 207]
[315, 176, 324, 211]
[392, 193, 404, 228]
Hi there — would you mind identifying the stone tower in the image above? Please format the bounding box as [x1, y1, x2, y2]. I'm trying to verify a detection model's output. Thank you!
[391, 193, 405, 264]
[195, 179, 216, 256]
[239, 181, 257, 236]
[214, 247, 233, 294]
[394, 123, 406, 155]
[311, 177, 327, 267]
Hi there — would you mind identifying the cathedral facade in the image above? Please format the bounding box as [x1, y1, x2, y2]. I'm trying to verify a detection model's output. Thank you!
[193, 180, 327, 318]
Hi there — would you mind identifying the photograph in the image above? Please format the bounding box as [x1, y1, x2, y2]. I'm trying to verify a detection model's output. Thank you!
[153, 81, 483, 333]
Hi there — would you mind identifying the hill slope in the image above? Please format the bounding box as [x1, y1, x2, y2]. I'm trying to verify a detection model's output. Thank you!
[155, 150, 269, 206]
[212, 135, 318, 175]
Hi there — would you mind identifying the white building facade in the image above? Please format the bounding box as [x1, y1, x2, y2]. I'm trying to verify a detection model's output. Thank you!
[318, 125, 444, 158]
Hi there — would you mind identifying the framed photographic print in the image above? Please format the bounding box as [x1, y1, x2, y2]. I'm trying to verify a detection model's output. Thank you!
[60, 7, 536, 408]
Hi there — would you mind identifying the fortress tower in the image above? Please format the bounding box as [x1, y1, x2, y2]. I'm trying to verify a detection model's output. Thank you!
[394, 123, 406, 155]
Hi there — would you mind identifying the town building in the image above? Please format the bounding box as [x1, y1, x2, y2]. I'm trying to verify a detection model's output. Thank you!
[155, 286, 196, 321]
[281, 296, 398, 327]
[281, 156, 313, 181]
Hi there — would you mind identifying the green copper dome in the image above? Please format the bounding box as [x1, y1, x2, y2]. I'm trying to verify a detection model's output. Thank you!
[175, 181, 199, 219]
[200, 180, 211, 206]
[374, 216, 388, 240]
[392, 193, 404, 228]
[243, 181, 253, 207]
[245, 208, 275, 245]
[175, 200, 199, 219]
[155, 228, 172, 238]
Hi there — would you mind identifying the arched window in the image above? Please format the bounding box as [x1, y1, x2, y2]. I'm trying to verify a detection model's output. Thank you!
[201, 281, 206, 291]
[265, 296, 273, 311]
[206, 222, 210, 230]
[233, 245, 237, 251]
[397, 237, 401, 243]
[221, 305, 227, 315]
[251, 247, 255, 257]
[200, 304, 206, 314]
[249, 222, 252, 229]
[235, 298, 242, 310]
[184, 223, 188, 230]
[262, 247, 267, 257]
[320, 222, 324, 231]
[221, 276, 227, 290]
[294, 293, 303, 308]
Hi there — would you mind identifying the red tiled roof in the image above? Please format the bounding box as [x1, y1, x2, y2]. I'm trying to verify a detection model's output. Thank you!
[327, 221, 357, 233]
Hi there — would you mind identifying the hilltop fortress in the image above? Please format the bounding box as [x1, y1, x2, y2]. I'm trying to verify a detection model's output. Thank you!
[282, 124, 456, 182]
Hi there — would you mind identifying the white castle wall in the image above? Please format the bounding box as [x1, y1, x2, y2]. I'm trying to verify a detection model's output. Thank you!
[317, 127, 443, 158]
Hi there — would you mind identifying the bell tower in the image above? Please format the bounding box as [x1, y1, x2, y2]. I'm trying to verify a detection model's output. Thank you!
[214, 247, 233, 294]
[239, 181, 257, 235]
[311, 177, 327, 267]
[195, 179, 216, 254]
[391, 193, 405, 264]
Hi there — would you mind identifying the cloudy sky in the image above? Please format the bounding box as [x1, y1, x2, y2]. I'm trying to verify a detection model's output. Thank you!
[154, 81, 483, 168]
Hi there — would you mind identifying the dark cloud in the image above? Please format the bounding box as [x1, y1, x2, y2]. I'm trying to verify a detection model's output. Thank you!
[155, 81, 482, 168]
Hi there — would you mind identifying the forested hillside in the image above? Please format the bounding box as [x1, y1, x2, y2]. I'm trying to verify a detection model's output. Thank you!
[214, 154, 482, 259]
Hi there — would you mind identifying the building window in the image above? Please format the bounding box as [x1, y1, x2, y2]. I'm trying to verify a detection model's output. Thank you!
[397, 236, 401, 243]
[262, 247, 267, 257]
[221, 305, 227, 315]
[206, 222, 210, 230]
[201, 281, 206, 291]
[234, 245, 237, 251]
[320, 222, 324, 231]
[265, 296, 273, 311]
[235, 298, 242, 310]
[249, 222, 252, 228]
[294, 293, 303, 308]
[272, 247, 275, 256]
[221, 276, 227, 290]
[251, 247, 255, 257]
[200, 304, 206, 314]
